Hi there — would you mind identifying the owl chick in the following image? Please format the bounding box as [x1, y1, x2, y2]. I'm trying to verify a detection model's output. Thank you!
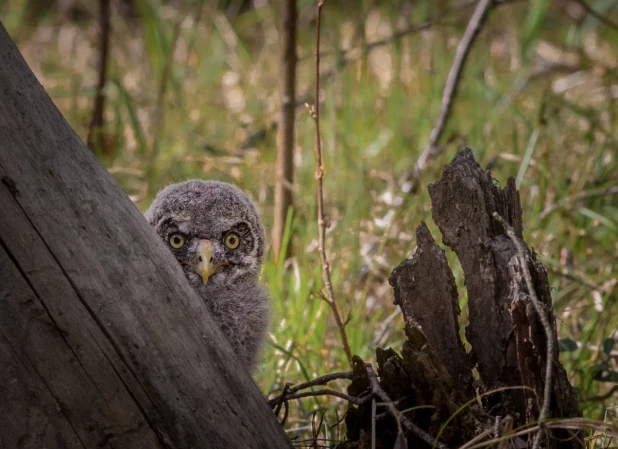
[145, 180, 269, 371]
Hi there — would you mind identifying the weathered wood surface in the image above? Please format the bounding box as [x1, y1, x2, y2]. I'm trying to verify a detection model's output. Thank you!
[428, 149, 524, 389]
[0, 23, 292, 449]
[341, 149, 580, 449]
[390, 223, 472, 398]
[428, 149, 579, 430]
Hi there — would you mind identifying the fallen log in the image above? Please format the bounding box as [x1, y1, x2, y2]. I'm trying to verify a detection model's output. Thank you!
[0, 22, 291, 449]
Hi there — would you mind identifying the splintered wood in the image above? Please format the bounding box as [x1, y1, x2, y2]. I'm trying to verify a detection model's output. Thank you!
[343, 149, 581, 449]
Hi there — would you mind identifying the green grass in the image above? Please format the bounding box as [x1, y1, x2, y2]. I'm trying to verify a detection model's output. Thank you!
[4, 0, 617, 441]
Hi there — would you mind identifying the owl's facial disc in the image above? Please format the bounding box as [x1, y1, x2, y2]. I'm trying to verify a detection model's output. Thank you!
[191, 239, 228, 285]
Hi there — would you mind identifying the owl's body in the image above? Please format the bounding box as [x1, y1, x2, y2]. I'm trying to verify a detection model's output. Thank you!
[145, 180, 269, 371]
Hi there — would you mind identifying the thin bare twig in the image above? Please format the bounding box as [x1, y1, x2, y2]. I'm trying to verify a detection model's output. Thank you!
[365, 364, 449, 449]
[546, 267, 603, 292]
[538, 185, 618, 220]
[275, 388, 368, 406]
[493, 212, 554, 449]
[573, 0, 618, 31]
[496, 416, 514, 449]
[273, 382, 291, 416]
[312, 410, 328, 448]
[285, 371, 354, 394]
[269, 371, 368, 425]
[243, 0, 522, 152]
[417, 0, 494, 172]
[297, 0, 522, 83]
[371, 308, 401, 349]
[582, 384, 618, 402]
[296, 0, 472, 108]
[309, 0, 353, 366]
[371, 398, 377, 449]
[268, 371, 354, 407]
[87, 0, 111, 152]
[281, 399, 290, 426]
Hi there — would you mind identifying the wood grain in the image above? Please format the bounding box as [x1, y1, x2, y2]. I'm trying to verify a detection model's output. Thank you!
[389, 222, 473, 398]
[428, 148, 522, 388]
[0, 23, 291, 449]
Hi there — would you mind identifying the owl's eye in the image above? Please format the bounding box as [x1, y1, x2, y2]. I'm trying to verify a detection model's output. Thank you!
[169, 233, 185, 249]
[224, 232, 240, 249]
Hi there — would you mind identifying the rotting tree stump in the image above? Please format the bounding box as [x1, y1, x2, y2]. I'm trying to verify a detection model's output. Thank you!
[341, 149, 581, 449]
[0, 22, 292, 449]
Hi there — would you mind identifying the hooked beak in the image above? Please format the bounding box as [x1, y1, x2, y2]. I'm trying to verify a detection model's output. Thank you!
[193, 240, 219, 285]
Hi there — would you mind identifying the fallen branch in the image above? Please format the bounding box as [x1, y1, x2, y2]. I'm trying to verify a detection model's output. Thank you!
[573, 0, 618, 31]
[417, 0, 494, 172]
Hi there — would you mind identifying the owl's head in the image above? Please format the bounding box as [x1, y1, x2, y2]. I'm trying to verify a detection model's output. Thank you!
[145, 180, 265, 290]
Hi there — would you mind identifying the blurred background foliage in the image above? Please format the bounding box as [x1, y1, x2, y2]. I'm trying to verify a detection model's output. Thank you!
[3, 0, 618, 442]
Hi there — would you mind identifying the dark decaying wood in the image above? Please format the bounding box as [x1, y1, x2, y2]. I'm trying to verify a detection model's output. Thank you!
[428, 148, 524, 390]
[428, 149, 579, 430]
[0, 23, 291, 449]
[390, 222, 472, 398]
[341, 148, 581, 449]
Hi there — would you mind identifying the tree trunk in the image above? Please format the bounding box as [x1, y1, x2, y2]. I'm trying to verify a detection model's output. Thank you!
[0, 23, 292, 449]
[272, 0, 297, 260]
[86, 0, 111, 155]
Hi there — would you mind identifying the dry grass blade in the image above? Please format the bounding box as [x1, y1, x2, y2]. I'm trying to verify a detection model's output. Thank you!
[461, 417, 618, 449]
[459, 426, 497, 449]
[365, 364, 449, 449]
[459, 416, 515, 449]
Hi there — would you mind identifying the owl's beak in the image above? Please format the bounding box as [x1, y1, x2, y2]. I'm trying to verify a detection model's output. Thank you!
[195, 239, 219, 285]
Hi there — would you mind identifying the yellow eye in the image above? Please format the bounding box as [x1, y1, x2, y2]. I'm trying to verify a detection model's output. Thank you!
[169, 233, 185, 249]
[224, 232, 240, 249]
